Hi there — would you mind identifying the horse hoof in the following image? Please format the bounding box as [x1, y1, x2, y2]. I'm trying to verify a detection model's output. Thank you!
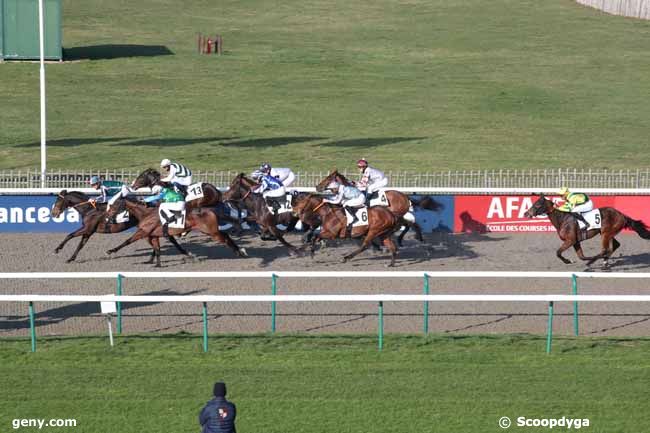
[54, 249, 60, 254]
[341, 257, 349, 263]
[66, 258, 75, 263]
[238, 248, 248, 258]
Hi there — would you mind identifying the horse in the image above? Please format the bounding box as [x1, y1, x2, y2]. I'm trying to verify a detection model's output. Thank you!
[105, 197, 247, 267]
[131, 168, 242, 231]
[222, 174, 302, 255]
[524, 194, 650, 267]
[50, 190, 191, 263]
[292, 193, 401, 267]
[315, 170, 429, 245]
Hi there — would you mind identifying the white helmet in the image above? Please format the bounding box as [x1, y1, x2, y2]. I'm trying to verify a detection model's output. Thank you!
[328, 181, 340, 190]
[160, 158, 171, 168]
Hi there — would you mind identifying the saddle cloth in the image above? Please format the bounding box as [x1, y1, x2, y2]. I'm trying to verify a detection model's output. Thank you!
[369, 190, 389, 207]
[577, 209, 601, 230]
[159, 202, 186, 229]
[345, 207, 369, 227]
[266, 194, 293, 214]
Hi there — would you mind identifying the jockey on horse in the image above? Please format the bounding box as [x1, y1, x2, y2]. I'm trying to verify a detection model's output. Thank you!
[322, 181, 365, 236]
[160, 158, 193, 197]
[556, 187, 592, 230]
[88, 176, 132, 209]
[143, 185, 186, 236]
[251, 170, 286, 215]
[356, 159, 388, 206]
[259, 162, 296, 188]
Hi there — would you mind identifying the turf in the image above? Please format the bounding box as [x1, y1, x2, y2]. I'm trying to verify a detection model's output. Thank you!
[1, 334, 648, 432]
[1, 0, 649, 172]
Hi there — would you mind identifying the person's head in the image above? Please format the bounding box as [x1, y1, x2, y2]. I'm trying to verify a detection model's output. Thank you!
[328, 181, 340, 192]
[357, 158, 368, 172]
[559, 186, 570, 199]
[260, 163, 272, 175]
[213, 382, 227, 398]
[160, 159, 171, 171]
[89, 176, 101, 190]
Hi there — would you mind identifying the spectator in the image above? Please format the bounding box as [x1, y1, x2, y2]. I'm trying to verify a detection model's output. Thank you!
[199, 382, 237, 433]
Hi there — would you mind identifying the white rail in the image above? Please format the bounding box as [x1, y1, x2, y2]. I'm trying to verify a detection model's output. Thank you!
[3, 188, 650, 195]
[1, 271, 650, 279]
[2, 294, 650, 303]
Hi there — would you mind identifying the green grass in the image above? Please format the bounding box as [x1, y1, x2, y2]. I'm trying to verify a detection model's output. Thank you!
[1, 334, 649, 432]
[1, 0, 650, 171]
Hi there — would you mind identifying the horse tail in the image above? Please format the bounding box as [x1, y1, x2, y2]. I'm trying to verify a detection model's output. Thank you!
[625, 216, 650, 239]
[410, 196, 443, 212]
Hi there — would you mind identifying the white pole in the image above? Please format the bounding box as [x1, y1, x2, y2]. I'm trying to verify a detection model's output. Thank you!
[107, 315, 114, 347]
[38, 0, 47, 188]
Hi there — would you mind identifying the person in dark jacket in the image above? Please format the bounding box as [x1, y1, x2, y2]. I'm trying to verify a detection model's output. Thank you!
[199, 382, 237, 433]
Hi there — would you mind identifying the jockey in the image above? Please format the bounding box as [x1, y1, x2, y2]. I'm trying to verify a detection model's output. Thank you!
[323, 181, 365, 231]
[160, 159, 193, 196]
[356, 159, 388, 204]
[144, 185, 185, 235]
[260, 163, 296, 187]
[88, 176, 131, 209]
[556, 187, 593, 229]
[253, 172, 286, 214]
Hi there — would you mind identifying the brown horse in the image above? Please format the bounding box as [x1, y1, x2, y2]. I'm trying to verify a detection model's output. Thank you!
[293, 193, 401, 266]
[223, 174, 303, 255]
[106, 197, 247, 267]
[524, 194, 650, 267]
[315, 170, 427, 245]
[51, 190, 190, 263]
[131, 168, 242, 231]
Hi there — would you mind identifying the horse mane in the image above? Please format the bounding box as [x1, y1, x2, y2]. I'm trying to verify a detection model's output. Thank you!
[144, 168, 160, 177]
[66, 190, 89, 200]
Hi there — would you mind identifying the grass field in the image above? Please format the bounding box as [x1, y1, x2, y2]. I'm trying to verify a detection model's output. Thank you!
[1, 0, 649, 172]
[1, 334, 649, 432]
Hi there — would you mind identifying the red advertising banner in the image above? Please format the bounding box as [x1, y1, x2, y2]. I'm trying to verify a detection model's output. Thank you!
[454, 195, 650, 233]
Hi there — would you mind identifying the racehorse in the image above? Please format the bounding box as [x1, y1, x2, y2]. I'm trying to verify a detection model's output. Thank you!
[315, 170, 429, 245]
[106, 197, 248, 267]
[222, 174, 302, 255]
[293, 193, 401, 267]
[51, 190, 191, 263]
[524, 194, 650, 267]
[131, 168, 242, 231]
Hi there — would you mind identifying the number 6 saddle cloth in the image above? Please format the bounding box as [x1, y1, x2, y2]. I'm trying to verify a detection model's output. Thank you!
[344, 207, 369, 227]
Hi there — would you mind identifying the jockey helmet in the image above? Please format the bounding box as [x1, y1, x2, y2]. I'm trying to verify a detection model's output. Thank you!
[328, 181, 340, 190]
[558, 186, 569, 196]
[160, 158, 171, 168]
[357, 158, 368, 168]
[89, 176, 100, 185]
[260, 163, 271, 174]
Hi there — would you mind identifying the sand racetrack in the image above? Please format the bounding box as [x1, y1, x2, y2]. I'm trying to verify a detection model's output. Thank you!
[1, 230, 650, 338]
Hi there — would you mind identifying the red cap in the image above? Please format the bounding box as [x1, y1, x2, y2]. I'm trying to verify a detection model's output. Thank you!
[357, 159, 368, 168]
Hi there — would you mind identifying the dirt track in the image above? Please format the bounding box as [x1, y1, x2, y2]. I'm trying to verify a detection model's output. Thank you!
[1, 230, 650, 338]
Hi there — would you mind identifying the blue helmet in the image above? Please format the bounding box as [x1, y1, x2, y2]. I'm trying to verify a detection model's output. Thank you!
[89, 176, 101, 185]
[260, 163, 271, 174]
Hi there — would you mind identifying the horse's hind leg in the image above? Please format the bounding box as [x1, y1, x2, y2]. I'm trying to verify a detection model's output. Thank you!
[107, 230, 147, 255]
[167, 236, 195, 259]
[210, 231, 248, 257]
[67, 234, 92, 263]
[151, 237, 162, 267]
[586, 234, 615, 267]
[343, 233, 374, 263]
[572, 241, 597, 262]
[382, 236, 398, 267]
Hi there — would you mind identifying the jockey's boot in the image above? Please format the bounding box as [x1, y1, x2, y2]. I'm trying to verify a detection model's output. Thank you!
[573, 212, 590, 230]
[162, 223, 170, 237]
[345, 206, 358, 237]
[266, 198, 280, 214]
[174, 183, 187, 198]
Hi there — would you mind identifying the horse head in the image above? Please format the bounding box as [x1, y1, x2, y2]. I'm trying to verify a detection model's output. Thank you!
[224, 173, 252, 202]
[106, 196, 127, 218]
[51, 190, 89, 217]
[316, 169, 342, 192]
[524, 194, 554, 218]
[132, 168, 161, 189]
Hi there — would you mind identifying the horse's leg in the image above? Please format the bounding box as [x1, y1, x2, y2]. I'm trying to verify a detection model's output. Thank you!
[107, 229, 148, 255]
[342, 231, 374, 263]
[151, 237, 162, 267]
[67, 234, 93, 263]
[167, 236, 194, 259]
[586, 233, 614, 267]
[144, 237, 156, 264]
[209, 230, 248, 257]
[55, 227, 87, 254]
[267, 224, 298, 255]
[556, 238, 575, 264]
[382, 236, 398, 267]
[572, 241, 594, 262]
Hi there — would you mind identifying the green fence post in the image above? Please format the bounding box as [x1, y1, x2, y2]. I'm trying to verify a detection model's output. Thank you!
[271, 274, 277, 333]
[572, 274, 579, 336]
[546, 301, 554, 354]
[378, 301, 384, 351]
[29, 302, 36, 353]
[116, 274, 123, 334]
[423, 273, 430, 334]
[202, 302, 208, 353]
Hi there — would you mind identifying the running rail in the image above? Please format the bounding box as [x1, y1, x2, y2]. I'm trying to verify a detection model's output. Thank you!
[2, 271, 650, 353]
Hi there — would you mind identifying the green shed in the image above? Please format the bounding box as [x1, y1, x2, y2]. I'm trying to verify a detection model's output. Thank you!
[0, 0, 62, 60]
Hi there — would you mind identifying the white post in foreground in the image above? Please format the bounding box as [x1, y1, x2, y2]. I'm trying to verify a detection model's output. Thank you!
[38, 0, 47, 188]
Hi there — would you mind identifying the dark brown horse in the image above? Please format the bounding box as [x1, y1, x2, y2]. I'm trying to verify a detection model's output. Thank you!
[524, 194, 650, 267]
[51, 190, 190, 263]
[222, 174, 302, 255]
[315, 170, 429, 245]
[106, 197, 247, 267]
[131, 168, 242, 231]
[293, 193, 401, 266]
